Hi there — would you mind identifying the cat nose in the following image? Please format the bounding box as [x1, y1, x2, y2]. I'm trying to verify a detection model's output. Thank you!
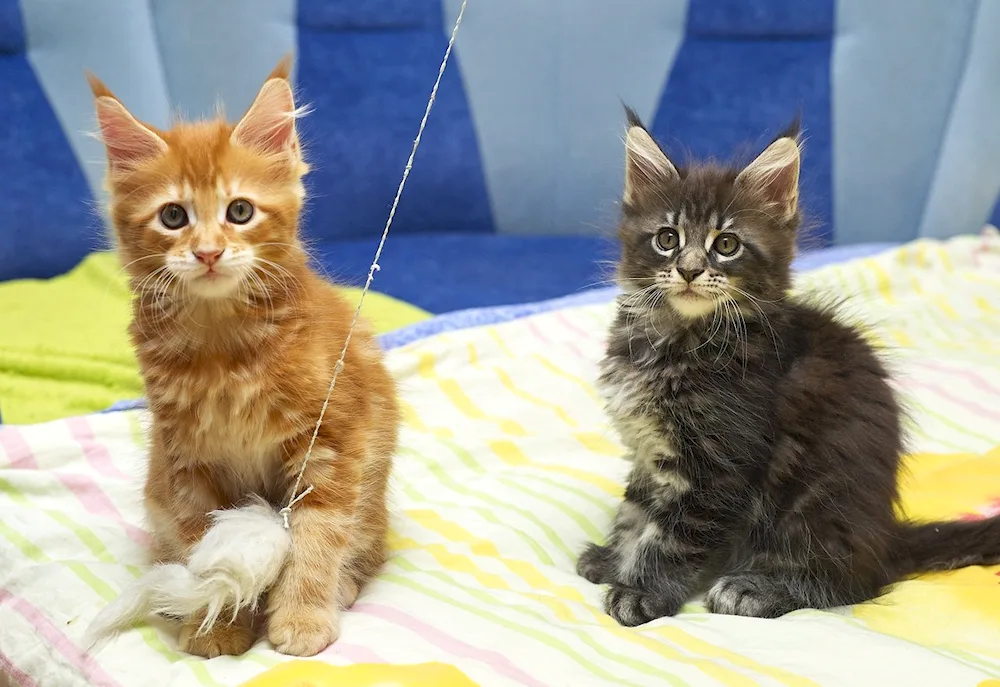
[194, 248, 224, 267]
[677, 267, 705, 283]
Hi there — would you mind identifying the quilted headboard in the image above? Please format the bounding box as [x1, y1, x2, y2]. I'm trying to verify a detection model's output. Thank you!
[2, 0, 1000, 281]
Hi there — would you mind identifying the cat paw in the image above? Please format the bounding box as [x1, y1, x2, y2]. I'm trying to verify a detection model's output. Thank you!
[705, 574, 796, 618]
[178, 620, 256, 658]
[268, 606, 340, 657]
[576, 542, 615, 584]
[604, 585, 681, 626]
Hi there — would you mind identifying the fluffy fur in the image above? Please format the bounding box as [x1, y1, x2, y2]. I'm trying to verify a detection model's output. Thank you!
[87, 57, 400, 657]
[86, 500, 290, 646]
[578, 108, 1000, 626]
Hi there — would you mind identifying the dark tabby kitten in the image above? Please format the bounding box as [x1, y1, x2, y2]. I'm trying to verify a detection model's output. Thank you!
[578, 109, 1000, 626]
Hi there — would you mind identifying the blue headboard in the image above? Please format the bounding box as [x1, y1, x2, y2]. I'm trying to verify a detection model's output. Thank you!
[2, 0, 999, 281]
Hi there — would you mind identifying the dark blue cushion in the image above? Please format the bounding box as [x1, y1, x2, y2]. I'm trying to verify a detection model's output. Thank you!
[311, 233, 614, 313]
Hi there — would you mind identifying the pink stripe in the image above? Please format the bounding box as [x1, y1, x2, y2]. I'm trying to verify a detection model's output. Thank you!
[325, 641, 387, 664]
[554, 311, 590, 343]
[0, 591, 122, 687]
[899, 377, 1000, 423]
[550, 314, 589, 360]
[913, 360, 1000, 399]
[0, 648, 38, 687]
[355, 602, 546, 687]
[57, 474, 151, 547]
[66, 417, 130, 480]
[0, 428, 38, 470]
[525, 318, 553, 345]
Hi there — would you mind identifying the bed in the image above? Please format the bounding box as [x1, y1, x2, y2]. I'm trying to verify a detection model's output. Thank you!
[3, 233, 1000, 687]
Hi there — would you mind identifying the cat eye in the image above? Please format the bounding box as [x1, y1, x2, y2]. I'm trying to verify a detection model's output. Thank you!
[652, 227, 680, 255]
[226, 199, 255, 225]
[159, 203, 189, 230]
[713, 233, 741, 257]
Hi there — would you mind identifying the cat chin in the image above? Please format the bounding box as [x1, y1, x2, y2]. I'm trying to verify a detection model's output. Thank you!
[668, 295, 716, 319]
[185, 274, 242, 299]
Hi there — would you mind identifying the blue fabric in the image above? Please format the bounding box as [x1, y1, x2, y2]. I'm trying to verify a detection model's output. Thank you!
[654, 0, 834, 246]
[833, 0, 980, 245]
[311, 233, 615, 314]
[295, 0, 493, 243]
[442, 0, 689, 237]
[918, 0, 1000, 240]
[0, 0, 98, 281]
[5, 0, 1000, 288]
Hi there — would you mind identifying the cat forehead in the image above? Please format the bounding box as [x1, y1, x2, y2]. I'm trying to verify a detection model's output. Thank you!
[156, 178, 249, 198]
[664, 208, 735, 231]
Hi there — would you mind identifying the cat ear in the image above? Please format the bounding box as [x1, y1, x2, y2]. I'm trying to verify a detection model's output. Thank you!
[624, 123, 679, 205]
[87, 73, 167, 173]
[231, 57, 299, 156]
[735, 135, 801, 219]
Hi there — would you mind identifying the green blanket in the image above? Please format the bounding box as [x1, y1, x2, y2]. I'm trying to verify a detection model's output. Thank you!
[0, 252, 430, 424]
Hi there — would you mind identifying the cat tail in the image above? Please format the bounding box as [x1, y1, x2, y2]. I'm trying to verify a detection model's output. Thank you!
[84, 499, 291, 649]
[893, 517, 1000, 578]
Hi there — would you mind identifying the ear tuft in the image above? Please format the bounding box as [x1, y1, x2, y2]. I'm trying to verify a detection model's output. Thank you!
[231, 62, 301, 156]
[267, 53, 294, 82]
[735, 137, 800, 219]
[624, 123, 678, 205]
[90, 80, 168, 174]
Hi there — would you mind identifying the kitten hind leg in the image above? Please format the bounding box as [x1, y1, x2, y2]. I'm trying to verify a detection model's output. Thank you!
[179, 607, 257, 658]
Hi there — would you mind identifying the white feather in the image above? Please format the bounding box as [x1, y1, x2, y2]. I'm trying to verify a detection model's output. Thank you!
[85, 499, 291, 648]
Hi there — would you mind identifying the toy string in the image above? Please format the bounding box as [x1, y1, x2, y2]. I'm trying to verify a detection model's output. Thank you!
[281, 0, 469, 529]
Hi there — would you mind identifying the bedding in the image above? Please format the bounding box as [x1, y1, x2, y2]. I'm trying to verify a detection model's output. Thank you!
[2, 233, 1000, 686]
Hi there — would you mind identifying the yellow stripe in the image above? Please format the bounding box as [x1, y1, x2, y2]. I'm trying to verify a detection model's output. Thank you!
[394, 536, 514, 591]
[487, 328, 516, 357]
[533, 355, 601, 400]
[440, 379, 528, 435]
[574, 432, 622, 456]
[932, 296, 960, 321]
[975, 297, 999, 316]
[404, 509, 501, 557]
[937, 245, 954, 272]
[489, 440, 623, 496]
[396, 518, 587, 602]
[467, 341, 478, 365]
[419, 350, 529, 436]
[862, 258, 895, 304]
[400, 400, 454, 439]
[417, 351, 437, 378]
[494, 367, 578, 427]
[645, 626, 822, 687]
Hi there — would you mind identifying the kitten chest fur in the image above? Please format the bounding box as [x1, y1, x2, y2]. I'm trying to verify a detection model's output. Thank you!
[141, 331, 310, 503]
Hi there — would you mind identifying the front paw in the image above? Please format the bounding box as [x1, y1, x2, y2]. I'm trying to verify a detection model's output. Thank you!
[268, 606, 340, 657]
[178, 620, 256, 658]
[605, 585, 682, 627]
[577, 542, 615, 584]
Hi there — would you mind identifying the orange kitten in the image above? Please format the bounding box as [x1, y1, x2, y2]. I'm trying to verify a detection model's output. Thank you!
[88, 58, 399, 658]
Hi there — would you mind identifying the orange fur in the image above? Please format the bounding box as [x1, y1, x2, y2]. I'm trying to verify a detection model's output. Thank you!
[89, 59, 399, 658]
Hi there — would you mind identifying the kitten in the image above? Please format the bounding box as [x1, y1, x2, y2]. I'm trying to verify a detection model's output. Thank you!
[89, 58, 399, 656]
[577, 108, 1000, 626]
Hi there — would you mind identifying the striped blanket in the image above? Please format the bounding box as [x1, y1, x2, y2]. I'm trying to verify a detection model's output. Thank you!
[2, 234, 1000, 686]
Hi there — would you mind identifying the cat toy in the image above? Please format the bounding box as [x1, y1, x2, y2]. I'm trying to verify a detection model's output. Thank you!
[85, 0, 468, 646]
